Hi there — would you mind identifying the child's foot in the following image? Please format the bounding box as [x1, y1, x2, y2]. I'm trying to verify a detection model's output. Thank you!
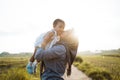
[32, 61, 37, 73]
[26, 62, 33, 74]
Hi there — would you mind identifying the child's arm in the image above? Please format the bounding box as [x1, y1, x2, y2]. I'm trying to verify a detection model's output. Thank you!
[29, 31, 54, 62]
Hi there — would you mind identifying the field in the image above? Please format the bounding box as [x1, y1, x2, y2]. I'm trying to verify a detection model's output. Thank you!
[0, 56, 40, 80]
[74, 53, 120, 80]
[0, 50, 120, 80]
[82, 55, 120, 79]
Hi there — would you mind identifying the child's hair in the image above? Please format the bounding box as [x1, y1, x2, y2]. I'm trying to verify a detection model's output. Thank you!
[53, 19, 65, 28]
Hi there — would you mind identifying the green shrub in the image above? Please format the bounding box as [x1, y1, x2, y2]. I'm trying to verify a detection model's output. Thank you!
[87, 68, 112, 80]
[77, 62, 92, 72]
[75, 62, 112, 80]
[74, 56, 83, 63]
[73, 62, 80, 67]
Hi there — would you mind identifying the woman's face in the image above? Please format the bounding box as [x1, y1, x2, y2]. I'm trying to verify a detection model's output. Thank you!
[54, 22, 65, 35]
[60, 30, 72, 39]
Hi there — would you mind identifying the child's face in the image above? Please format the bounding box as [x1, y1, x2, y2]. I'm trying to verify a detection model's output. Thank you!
[54, 22, 65, 35]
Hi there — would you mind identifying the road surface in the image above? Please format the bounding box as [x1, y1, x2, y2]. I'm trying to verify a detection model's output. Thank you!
[63, 66, 92, 80]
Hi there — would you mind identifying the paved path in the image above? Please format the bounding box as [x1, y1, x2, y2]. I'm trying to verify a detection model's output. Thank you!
[63, 66, 92, 80]
[33, 66, 92, 80]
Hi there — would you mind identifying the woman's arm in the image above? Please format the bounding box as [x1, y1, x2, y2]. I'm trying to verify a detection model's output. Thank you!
[41, 31, 54, 49]
[34, 45, 66, 61]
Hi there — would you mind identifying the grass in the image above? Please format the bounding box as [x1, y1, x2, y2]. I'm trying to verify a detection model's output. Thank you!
[1, 68, 30, 80]
[0, 52, 120, 80]
[0, 57, 40, 80]
[82, 55, 120, 79]
[74, 54, 120, 80]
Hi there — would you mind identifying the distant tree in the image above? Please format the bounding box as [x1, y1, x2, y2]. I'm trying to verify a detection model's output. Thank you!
[1, 51, 10, 55]
[118, 48, 120, 53]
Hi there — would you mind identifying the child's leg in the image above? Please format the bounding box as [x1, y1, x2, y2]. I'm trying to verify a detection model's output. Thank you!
[30, 48, 37, 62]
[30, 55, 35, 62]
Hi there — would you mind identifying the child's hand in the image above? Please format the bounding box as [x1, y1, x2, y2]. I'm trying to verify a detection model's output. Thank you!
[30, 56, 35, 62]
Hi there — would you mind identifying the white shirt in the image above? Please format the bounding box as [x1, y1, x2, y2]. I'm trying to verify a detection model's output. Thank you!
[34, 29, 60, 49]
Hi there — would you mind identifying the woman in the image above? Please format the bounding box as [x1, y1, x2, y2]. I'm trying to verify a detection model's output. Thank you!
[34, 30, 79, 80]
[26, 19, 65, 74]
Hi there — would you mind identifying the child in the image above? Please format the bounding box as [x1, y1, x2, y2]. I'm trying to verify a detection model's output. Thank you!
[26, 19, 65, 74]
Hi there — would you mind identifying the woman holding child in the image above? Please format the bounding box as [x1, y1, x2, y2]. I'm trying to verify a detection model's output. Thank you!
[27, 19, 79, 80]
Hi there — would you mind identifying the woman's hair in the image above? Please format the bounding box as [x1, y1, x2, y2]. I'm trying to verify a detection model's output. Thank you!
[53, 19, 65, 28]
[60, 29, 79, 76]
[61, 30, 79, 50]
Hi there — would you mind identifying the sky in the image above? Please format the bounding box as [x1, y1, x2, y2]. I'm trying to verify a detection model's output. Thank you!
[0, 0, 120, 53]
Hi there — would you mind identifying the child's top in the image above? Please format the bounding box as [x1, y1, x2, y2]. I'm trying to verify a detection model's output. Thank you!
[34, 29, 60, 49]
